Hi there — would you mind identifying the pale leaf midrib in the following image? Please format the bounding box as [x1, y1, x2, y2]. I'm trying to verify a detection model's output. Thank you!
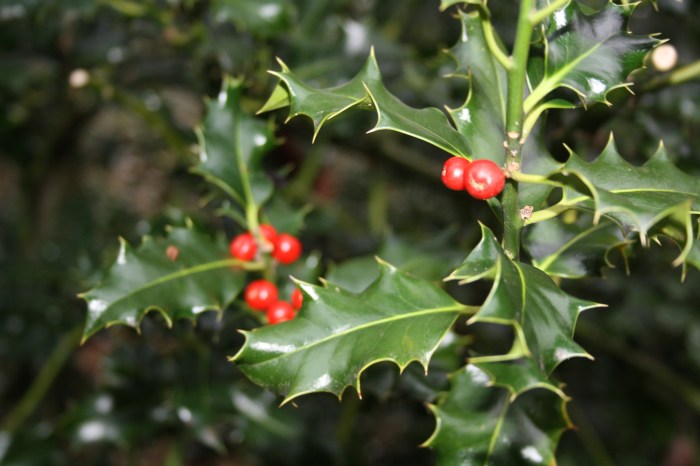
[247, 304, 464, 364]
[98, 258, 235, 309]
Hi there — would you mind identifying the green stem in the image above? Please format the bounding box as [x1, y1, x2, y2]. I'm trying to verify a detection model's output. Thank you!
[477, 6, 513, 71]
[644, 58, 700, 91]
[502, 0, 536, 259]
[1, 325, 82, 433]
[528, 0, 569, 25]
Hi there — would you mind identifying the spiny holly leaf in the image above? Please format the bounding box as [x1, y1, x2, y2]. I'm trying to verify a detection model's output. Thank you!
[80, 227, 245, 342]
[446, 9, 507, 163]
[525, 213, 630, 278]
[232, 260, 465, 404]
[195, 77, 276, 208]
[525, 1, 660, 111]
[425, 362, 570, 466]
[532, 137, 700, 270]
[262, 49, 472, 157]
[448, 224, 602, 374]
[520, 126, 565, 210]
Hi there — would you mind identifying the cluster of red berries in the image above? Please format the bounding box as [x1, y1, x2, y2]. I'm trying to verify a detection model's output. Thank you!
[229, 224, 302, 265]
[230, 224, 304, 324]
[244, 280, 303, 324]
[441, 157, 505, 200]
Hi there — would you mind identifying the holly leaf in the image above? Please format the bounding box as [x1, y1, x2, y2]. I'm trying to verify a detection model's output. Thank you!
[325, 229, 464, 293]
[80, 227, 245, 341]
[531, 137, 700, 270]
[525, 1, 660, 111]
[525, 214, 630, 278]
[447, 224, 602, 374]
[446, 9, 507, 164]
[211, 0, 292, 37]
[263, 49, 472, 157]
[195, 77, 276, 208]
[231, 260, 465, 404]
[424, 362, 570, 465]
[688, 240, 700, 272]
[519, 127, 565, 210]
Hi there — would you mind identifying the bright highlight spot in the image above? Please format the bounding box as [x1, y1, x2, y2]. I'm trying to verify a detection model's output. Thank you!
[458, 108, 472, 123]
[69, 69, 90, 88]
[177, 407, 193, 423]
[466, 364, 490, 385]
[78, 420, 118, 442]
[521, 446, 544, 463]
[254, 134, 267, 146]
[587, 77, 606, 95]
[554, 9, 567, 30]
[259, 4, 281, 19]
[311, 373, 331, 389]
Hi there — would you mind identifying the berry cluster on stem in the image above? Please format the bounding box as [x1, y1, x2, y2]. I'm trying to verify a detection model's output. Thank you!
[441, 157, 505, 200]
[229, 224, 304, 324]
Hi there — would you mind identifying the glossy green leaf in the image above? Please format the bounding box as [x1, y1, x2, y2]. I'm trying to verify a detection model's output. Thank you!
[519, 128, 564, 211]
[525, 214, 629, 278]
[211, 0, 292, 37]
[525, 1, 660, 110]
[232, 260, 465, 404]
[533, 137, 700, 269]
[448, 224, 602, 374]
[195, 77, 276, 208]
[425, 362, 570, 466]
[446, 9, 507, 163]
[264, 50, 472, 156]
[80, 227, 245, 341]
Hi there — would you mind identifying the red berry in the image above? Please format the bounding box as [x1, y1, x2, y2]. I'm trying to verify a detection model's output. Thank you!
[464, 159, 505, 200]
[291, 288, 303, 310]
[273, 234, 302, 264]
[259, 224, 278, 245]
[166, 245, 179, 261]
[266, 301, 296, 324]
[244, 280, 278, 311]
[441, 157, 471, 191]
[230, 233, 257, 261]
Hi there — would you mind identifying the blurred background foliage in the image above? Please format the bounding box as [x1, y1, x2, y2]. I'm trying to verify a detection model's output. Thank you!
[0, 0, 699, 464]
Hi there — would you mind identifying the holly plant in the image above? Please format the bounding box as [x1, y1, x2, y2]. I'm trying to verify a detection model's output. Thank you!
[81, 0, 700, 463]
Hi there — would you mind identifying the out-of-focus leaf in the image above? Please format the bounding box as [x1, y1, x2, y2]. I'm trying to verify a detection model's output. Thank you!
[424, 362, 570, 465]
[80, 227, 245, 341]
[439, 0, 484, 11]
[446, 9, 506, 164]
[525, 1, 660, 110]
[531, 137, 700, 270]
[325, 256, 380, 294]
[211, 0, 292, 37]
[325, 230, 463, 293]
[525, 213, 629, 278]
[262, 195, 311, 235]
[448, 224, 602, 374]
[195, 77, 276, 208]
[264, 50, 472, 156]
[232, 260, 465, 403]
[688, 240, 700, 271]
